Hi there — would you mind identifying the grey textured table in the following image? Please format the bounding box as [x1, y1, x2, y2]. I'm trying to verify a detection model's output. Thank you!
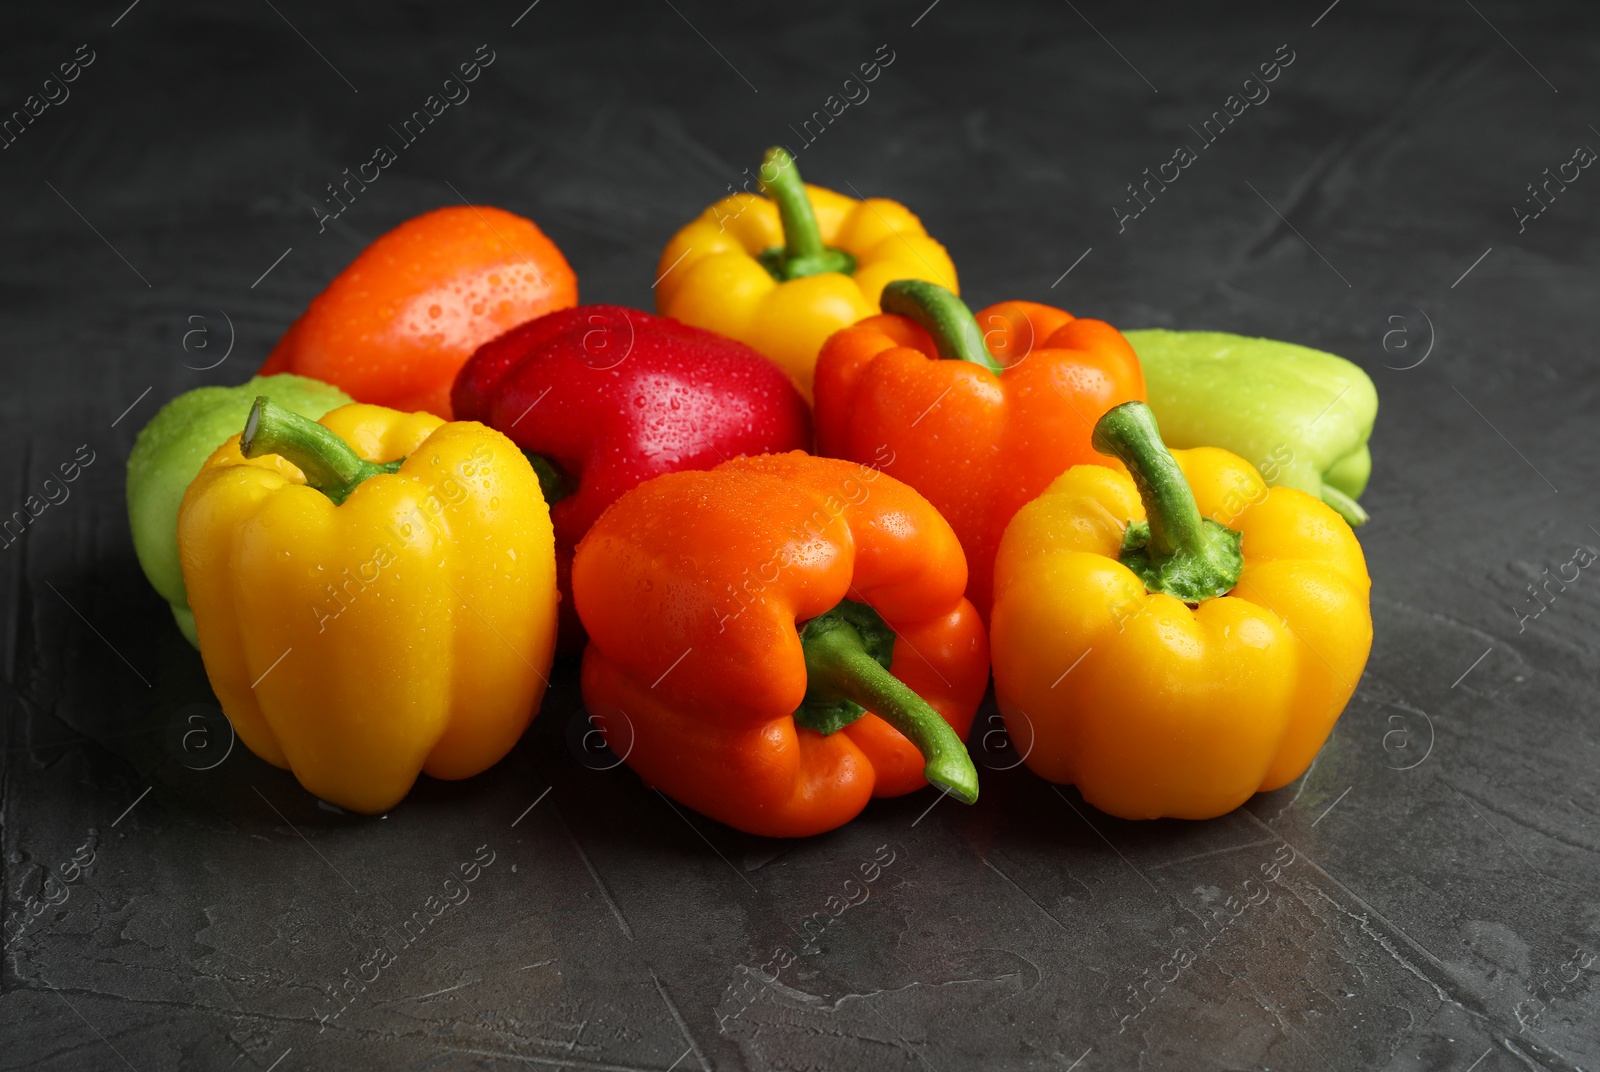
[3, 1, 1597, 1069]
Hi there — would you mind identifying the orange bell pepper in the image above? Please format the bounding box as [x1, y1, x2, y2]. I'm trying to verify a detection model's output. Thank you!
[814, 280, 1146, 618]
[572, 452, 989, 837]
[260, 205, 576, 419]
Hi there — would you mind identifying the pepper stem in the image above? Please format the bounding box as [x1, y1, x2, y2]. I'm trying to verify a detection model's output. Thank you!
[879, 280, 1003, 375]
[1091, 401, 1244, 603]
[521, 450, 572, 507]
[241, 397, 400, 505]
[756, 146, 857, 281]
[795, 600, 978, 805]
[1318, 483, 1369, 527]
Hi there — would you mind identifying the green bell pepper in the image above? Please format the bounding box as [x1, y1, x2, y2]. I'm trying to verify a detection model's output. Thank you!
[126, 373, 351, 646]
[1122, 330, 1378, 527]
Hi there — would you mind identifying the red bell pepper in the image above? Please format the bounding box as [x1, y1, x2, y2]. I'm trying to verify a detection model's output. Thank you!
[453, 305, 813, 650]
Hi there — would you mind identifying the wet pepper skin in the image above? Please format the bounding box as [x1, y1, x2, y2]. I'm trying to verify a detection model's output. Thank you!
[126, 373, 351, 647]
[573, 453, 989, 837]
[453, 305, 812, 651]
[815, 294, 1146, 618]
[261, 206, 577, 418]
[991, 447, 1372, 820]
[179, 403, 558, 814]
[656, 180, 957, 401]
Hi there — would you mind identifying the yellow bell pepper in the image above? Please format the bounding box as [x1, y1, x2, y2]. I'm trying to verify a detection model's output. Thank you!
[990, 402, 1371, 820]
[655, 146, 958, 400]
[178, 398, 558, 813]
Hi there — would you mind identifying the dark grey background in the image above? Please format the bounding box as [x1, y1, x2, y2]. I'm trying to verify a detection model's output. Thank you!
[3, 0, 1597, 1069]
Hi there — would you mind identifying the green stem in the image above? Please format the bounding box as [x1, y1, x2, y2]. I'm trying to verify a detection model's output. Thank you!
[756, 146, 857, 281]
[879, 280, 1003, 375]
[1093, 402, 1208, 559]
[1091, 401, 1244, 604]
[241, 397, 400, 505]
[795, 600, 978, 805]
[521, 450, 572, 507]
[1318, 483, 1369, 528]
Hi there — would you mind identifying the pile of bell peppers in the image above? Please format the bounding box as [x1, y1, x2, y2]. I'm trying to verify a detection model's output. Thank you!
[125, 152, 1377, 832]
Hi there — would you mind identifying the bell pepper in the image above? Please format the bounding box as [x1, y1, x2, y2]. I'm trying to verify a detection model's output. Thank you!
[990, 402, 1372, 820]
[452, 304, 812, 653]
[573, 452, 989, 837]
[178, 397, 558, 813]
[814, 279, 1146, 619]
[1122, 329, 1378, 526]
[126, 374, 352, 646]
[655, 146, 958, 400]
[260, 205, 577, 418]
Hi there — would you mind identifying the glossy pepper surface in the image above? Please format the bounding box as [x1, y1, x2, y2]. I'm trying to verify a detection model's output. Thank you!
[179, 398, 558, 813]
[656, 147, 958, 400]
[260, 206, 577, 419]
[990, 402, 1371, 820]
[452, 304, 812, 652]
[574, 452, 989, 837]
[1123, 329, 1378, 526]
[814, 280, 1146, 618]
[126, 374, 351, 646]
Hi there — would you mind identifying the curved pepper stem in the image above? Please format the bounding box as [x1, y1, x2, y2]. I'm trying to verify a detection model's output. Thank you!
[241, 397, 401, 505]
[756, 146, 857, 281]
[1092, 401, 1244, 604]
[795, 599, 979, 805]
[1317, 483, 1369, 527]
[879, 280, 1003, 376]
